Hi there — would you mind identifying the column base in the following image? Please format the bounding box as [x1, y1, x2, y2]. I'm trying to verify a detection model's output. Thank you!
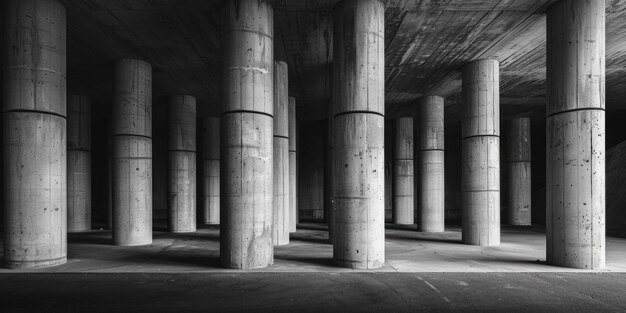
[4, 256, 67, 270]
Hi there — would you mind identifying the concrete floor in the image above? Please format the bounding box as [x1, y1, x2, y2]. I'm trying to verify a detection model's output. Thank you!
[2, 224, 626, 312]
[2, 272, 626, 312]
[1, 223, 626, 273]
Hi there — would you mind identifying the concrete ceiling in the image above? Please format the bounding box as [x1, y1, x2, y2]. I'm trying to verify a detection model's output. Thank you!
[59, 0, 626, 125]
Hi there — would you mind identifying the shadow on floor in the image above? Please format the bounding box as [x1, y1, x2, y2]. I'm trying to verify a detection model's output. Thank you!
[384, 234, 462, 245]
[68, 232, 113, 245]
[153, 231, 220, 242]
[121, 252, 222, 269]
[274, 256, 335, 267]
[289, 234, 330, 245]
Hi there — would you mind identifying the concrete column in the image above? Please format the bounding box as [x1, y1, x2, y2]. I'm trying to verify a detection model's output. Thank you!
[112, 59, 153, 246]
[220, 0, 274, 269]
[416, 95, 445, 232]
[67, 95, 92, 232]
[273, 61, 290, 245]
[3, 0, 67, 269]
[392, 118, 414, 225]
[332, 0, 385, 269]
[201, 117, 220, 225]
[507, 117, 531, 226]
[461, 59, 500, 246]
[168, 95, 196, 233]
[325, 113, 334, 241]
[289, 97, 298, 233]
[546, 0, 605, 269]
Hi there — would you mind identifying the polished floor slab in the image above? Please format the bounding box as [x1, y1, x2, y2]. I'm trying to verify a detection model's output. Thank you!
[1, 223, 625, 273]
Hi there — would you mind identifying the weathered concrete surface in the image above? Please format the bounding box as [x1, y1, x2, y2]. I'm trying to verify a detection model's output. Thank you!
[3, 272, 626, 313]
[3, 0, 67, 269]
[220, 0, 274, 269]
[332, 0, 385, 269]
[289, 97, 298, 233]
[273, 61, 290, 246]
[67, 95, 92, 233]
[507, 117, 531, 226]
[201, 117, 220, 225]
[416, 96, 445, 232]
[546, 0, 605, 269]
[461, 59, 500, 246]
[168, 95, 196, 233]
[392, 118, 414, 225]
[112, 59, 153, 246]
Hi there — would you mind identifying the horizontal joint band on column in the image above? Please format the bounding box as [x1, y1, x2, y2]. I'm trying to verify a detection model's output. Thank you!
[392, 158, 413, 161]
[462, 134, 499, 140]
[274, 135, 289, 140]
[546, 107, 605, 119]
[418, 148, 444, 152]
[202, 158, 220, 161]
[169, 149, 197, 153]
[3, 109, 66, 119]
[113, 157, 152, 160]
[332, 196, 370, 200]
[222, 110, 273, 119]
[333, 110, 384, 118]
[113, 134, 152, 140]
[223, 29, 273, 40]
[289, 150, 297, 153]
[68, 148, 92, 153]
[461, 189, 500, 192]
[508, 160, 531, 163]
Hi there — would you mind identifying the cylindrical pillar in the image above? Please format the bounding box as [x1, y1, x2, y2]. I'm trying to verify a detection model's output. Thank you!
[273, 61, 290, 245]
[220, 0, 274, 269]
[201, 117, 220, 225]
[416, 95, 445, 232]
[67, 95, 92, 232]
[332, 0, 385, 269]
[507, 117, 531, 226]
[461, 59, 500, 246]
[392, 118, 414, 225]
[546, 0, 605, 269]
[3, 0, 67, 269]
[326, 111, 334, 241]
[168, 95, 196, 233]
[112, 59, 153, 246]
[289, 97, 298, 233]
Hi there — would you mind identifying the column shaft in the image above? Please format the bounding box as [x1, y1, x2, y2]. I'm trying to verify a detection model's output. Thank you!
[202, 117, 220, 225]
[392, 118, 414, 225]
[168, 95, 196, 233]
[507, 117, 531, 226]
[220, 0, 274, 269]
[416, 95, 445, 232]
[112, 59, 153, 246]
[289, 97, 298, 233]
[3, 0, 67, 269]
[326, 112, 334, 241]
[332, 0, 385, 269]
[461, 59, 500, 246]
[67, 95, 92, 232]
[273, 61, 290, 245]
[546, 0, 605, 269]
